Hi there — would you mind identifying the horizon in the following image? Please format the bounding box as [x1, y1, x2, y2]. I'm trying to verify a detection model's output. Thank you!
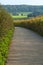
[1, 4, 43, 6]
[0, 0, 43, 5]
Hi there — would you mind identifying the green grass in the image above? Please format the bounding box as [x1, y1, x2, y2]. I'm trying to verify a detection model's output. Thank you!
[0, 28, 14, 65]
[12, 15, 27, 19]
[11, 12, 32, 19]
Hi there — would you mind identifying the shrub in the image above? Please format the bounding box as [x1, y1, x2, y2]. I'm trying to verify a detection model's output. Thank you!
[14, 16, 43, 36]
[0, 5, 14, 65]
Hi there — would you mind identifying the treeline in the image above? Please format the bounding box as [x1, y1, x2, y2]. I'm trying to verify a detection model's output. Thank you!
[0, 5, 14, 65]
[14, 16, 43, 36]
[3, 5, 43, 16]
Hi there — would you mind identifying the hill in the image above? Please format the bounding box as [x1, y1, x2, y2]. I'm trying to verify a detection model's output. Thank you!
[3, 5, 43, 16]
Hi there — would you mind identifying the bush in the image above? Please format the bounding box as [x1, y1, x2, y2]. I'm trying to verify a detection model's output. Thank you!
[0, 5, 14, 65]
[14, 16, 43, 36]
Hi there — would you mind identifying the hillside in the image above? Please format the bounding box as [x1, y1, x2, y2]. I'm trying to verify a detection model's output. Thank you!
[3, 5, 43, 16]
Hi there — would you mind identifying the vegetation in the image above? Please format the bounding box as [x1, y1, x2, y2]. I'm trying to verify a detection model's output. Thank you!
[11, 12, 32, 19]
[0, 5, 14, 65]
[14, 16, 43, 36]
[0, 5, 43, 65]
[3, 5, 43, 16]
[16, 12, 32, 15]
[12, 15, 27, 19]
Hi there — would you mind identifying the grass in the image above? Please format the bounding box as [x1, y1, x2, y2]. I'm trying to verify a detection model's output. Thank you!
[0, 28, 14, 65]
[11, 12, 32, 19]
[12, 15, 27, 19]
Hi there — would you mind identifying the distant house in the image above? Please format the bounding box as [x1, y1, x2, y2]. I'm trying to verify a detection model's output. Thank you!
[18, 13, 24, 16]
[19, 14, 21, 16]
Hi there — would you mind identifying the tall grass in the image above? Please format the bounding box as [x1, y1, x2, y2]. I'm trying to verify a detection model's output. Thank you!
[14, 16, 43, 36]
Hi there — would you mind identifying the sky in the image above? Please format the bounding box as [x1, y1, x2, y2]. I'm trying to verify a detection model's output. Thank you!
[0, 0, 43, 5]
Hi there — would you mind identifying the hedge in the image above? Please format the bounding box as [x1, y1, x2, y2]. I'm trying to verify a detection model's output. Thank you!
[14, 16, 43, 36]
[0, 5, 14, 65]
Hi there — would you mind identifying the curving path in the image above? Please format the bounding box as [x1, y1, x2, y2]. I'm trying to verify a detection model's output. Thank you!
[6, 27, 43, 65]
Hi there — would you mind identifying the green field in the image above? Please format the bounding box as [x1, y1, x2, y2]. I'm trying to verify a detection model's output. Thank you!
[12, 15, 27, 19]
[12, 12, 32, 19]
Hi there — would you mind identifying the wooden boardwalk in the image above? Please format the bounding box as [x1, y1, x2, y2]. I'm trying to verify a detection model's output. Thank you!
[6, 27, 43, 65]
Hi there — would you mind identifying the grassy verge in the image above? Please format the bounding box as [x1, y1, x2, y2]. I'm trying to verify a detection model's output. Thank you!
[0, 28, 14, 65]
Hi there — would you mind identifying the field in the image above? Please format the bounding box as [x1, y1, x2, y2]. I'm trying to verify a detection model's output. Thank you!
[12, 12, 32, 19]
[12, 15, 27, 19]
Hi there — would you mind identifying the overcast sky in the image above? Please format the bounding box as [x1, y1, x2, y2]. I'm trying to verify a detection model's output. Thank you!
[0, 0, 43, 5]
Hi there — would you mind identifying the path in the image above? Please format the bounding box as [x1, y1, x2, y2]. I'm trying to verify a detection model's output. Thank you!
[6, 27, 43, 65]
